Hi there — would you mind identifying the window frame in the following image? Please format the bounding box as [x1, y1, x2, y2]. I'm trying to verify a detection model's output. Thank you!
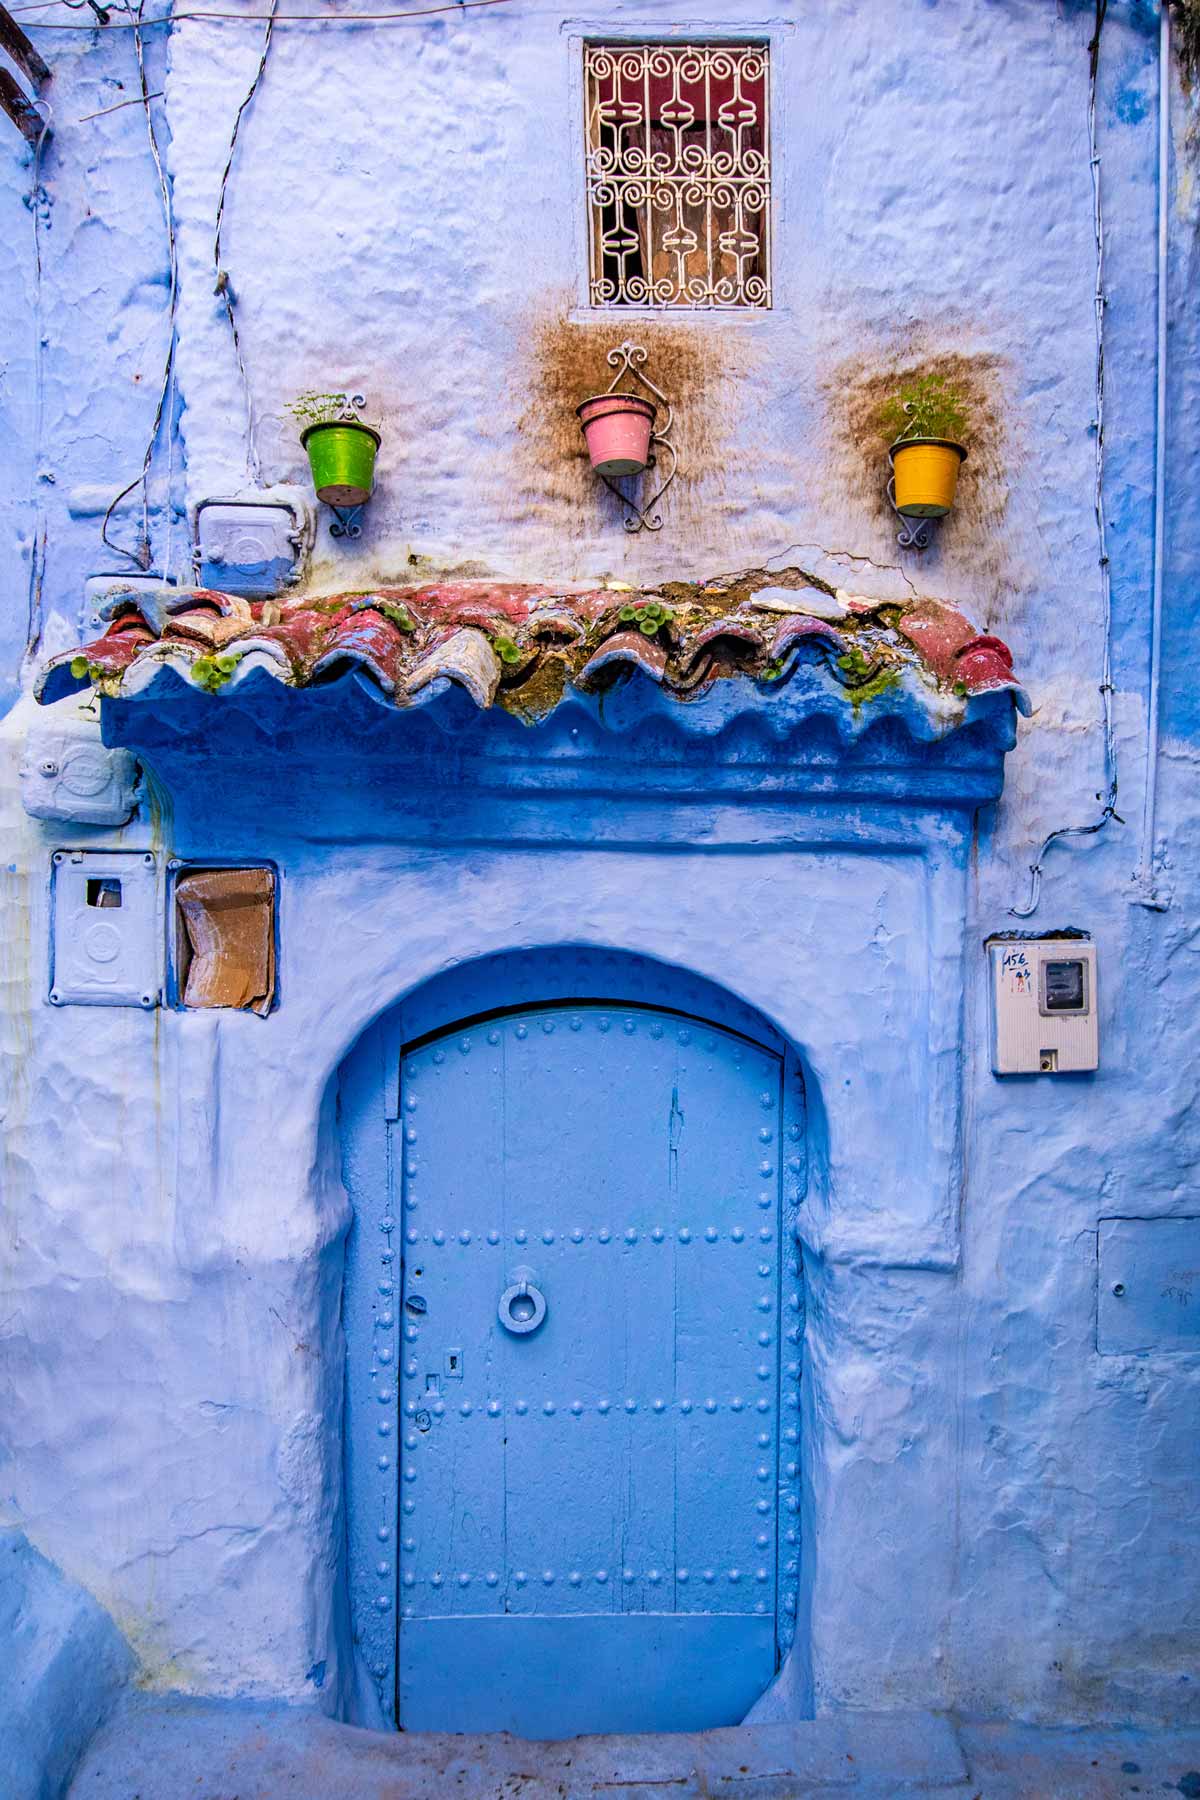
[566, 20, 785, 322]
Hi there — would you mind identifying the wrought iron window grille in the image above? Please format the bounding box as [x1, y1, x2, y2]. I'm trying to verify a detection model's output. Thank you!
[584, 41, 771, 311]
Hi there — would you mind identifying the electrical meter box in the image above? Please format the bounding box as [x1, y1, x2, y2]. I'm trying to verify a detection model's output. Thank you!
[20, 707, 139, 826]
[49, 849, 160, 1009]
[986, 935, 1098, 1074]
[196, 501, 305, 597]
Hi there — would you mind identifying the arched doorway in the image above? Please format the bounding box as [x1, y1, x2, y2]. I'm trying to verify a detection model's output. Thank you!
[340, 954, 806, 1738]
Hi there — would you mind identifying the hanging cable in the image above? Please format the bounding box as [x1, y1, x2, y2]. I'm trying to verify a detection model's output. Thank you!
[77, 89, 162, 118]
[1010, 0, 1121, 917]
[16, 0, 111, 18]
[9, 0, 511, 26]
[163, 243, 180, 579]
[99, 0, 179, 568]
[212, 0, 278, 485]
[24, 98, 53, 664]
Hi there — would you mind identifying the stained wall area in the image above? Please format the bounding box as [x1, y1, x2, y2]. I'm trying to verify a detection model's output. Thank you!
[0, 0, 1199, 1742]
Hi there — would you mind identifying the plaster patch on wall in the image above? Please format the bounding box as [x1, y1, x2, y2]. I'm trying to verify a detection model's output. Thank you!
[820, 341, 1019, 625]
[515, 300, 757, 538]
[1024, 670, 1143, 736]
[277, 1412, 326, 1512]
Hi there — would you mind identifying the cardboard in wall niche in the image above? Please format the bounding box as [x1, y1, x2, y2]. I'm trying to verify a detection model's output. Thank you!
[175, 867, 275, 1015]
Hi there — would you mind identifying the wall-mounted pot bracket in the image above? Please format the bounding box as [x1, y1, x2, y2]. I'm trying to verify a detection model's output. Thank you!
[886, 437, 968, 551]
[299, 394, 380, 540]
[577, 341, 679, 534]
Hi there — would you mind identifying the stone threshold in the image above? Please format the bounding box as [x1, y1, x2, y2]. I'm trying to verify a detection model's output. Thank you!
[65, 1694, 1200, 1800]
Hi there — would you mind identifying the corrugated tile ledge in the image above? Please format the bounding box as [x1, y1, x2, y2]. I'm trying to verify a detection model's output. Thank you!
[36, 571, 1029, 735]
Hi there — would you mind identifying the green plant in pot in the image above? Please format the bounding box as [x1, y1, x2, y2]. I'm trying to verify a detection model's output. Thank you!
[288, 391, 381, 508]
[880, 374, 969, 518]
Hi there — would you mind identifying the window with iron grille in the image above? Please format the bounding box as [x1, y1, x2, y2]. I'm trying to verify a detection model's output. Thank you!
[584, 41, 771, 310]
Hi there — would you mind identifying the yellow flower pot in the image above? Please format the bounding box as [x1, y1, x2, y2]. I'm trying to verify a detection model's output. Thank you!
[888, 437, 967, 518]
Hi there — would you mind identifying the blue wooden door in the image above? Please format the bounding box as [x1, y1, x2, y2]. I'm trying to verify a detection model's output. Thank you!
[395, 1003, 785, 1737]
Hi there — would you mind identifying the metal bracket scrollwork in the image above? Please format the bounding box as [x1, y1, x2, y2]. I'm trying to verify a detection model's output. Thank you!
[886, 476, 935, 552]
[600, 341, 679, 534]
[325, 394, 370, 540]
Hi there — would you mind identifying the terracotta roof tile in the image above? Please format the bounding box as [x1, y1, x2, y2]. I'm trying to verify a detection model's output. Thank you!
[768, 615, 847, 661]
[36, 573, 1029, 723]
[578, 629, 669, 689]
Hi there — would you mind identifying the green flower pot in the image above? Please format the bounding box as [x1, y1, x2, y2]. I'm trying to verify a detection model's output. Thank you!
[301, 420, 381, 507]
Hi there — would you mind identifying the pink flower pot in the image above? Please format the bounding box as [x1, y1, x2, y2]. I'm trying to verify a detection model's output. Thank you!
[576, 393, 656, 478]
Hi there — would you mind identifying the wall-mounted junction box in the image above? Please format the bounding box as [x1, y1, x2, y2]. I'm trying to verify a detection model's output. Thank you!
[1098, 1217, 1200, 1354]
[84, 572, 176, 621]
[20, 708, 139, 827]
[49, 849, 160, 1009]
[195, 501, 305, 597]
[986, 935, 1098, 1074]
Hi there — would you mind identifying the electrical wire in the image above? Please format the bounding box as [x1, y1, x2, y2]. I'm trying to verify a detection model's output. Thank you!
[73, 0, 500, 557]
[12, 0, 108, 13]
[9, 0, 512, 26]
[21, 0, 111, 18]
[24, 99, 53, 664]
[1010, 0, 1121, 917]
[78, 89, 162, 118]
[28, 102, 50, 289]
[163, 223, 179, 579]
[73, 0, 503, 570]
[99, 0, 179, 567]
[212, 0, 278, 485]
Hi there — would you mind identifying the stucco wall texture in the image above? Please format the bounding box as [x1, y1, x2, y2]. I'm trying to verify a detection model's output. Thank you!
[1, 0, 1199, 1740]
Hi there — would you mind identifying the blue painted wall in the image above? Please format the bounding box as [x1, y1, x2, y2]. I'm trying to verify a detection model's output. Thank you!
[0, 13, 182, 715]
[0, 1528, 133, 1800]
[0, 0, 1198, 1743]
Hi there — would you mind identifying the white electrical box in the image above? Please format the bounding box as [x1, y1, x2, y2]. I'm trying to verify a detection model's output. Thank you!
[20, 706, 140, 826]
[84, 572, 176, 620]
[986, 935, 1098, 1074]
[196, 500, 305, 596]
[49, 849, 161, 1009]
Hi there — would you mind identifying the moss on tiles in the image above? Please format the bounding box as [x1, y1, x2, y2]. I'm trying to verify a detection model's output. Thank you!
[497, 651, 570, 722]
[835, 643, 901, 708]
[190, 653, 243, 694]
[373, 601, 416, 632]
